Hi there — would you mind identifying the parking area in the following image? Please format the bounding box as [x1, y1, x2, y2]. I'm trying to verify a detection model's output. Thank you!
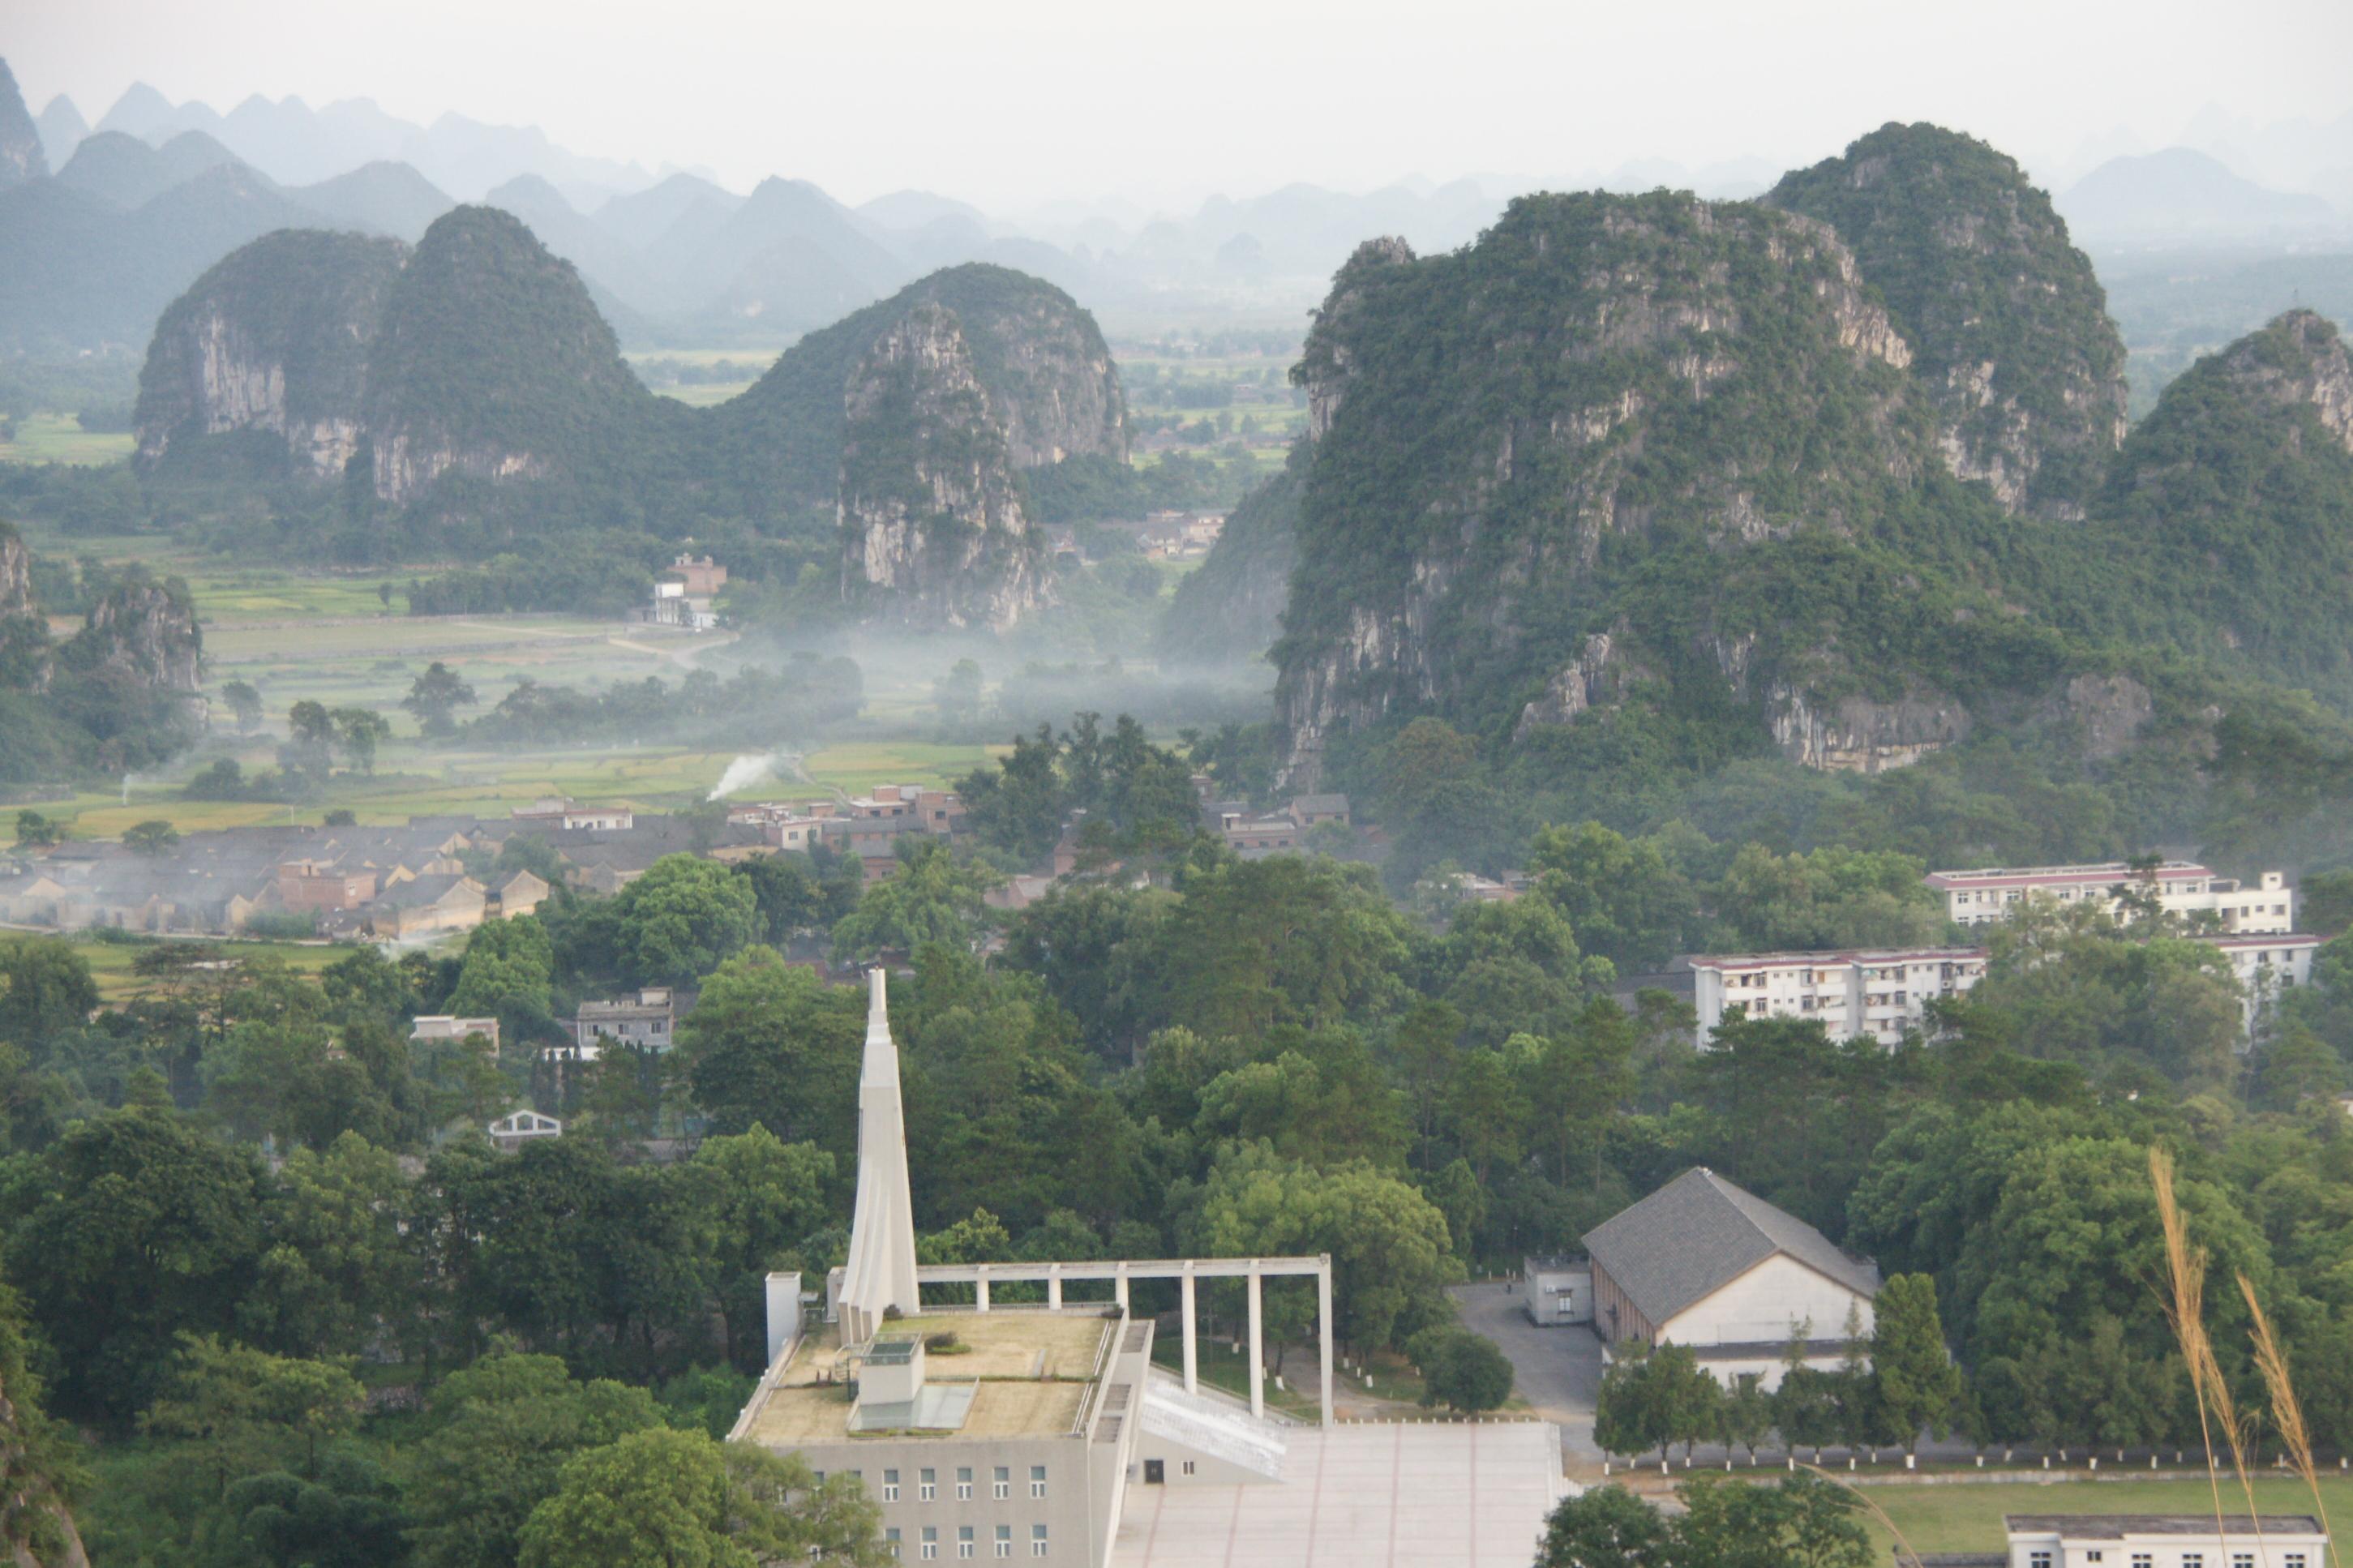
[1450, 1281, 1608, 1463]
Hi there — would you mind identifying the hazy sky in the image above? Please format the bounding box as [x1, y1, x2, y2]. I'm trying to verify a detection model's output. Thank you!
[10, 0, 2352, 210]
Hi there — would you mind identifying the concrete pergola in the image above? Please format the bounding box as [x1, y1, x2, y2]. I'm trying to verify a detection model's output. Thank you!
[915, 1256, 1336, 1427]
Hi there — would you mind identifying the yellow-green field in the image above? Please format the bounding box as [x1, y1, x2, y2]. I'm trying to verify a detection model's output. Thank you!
[62, 933, 352, 1005]
[1856, 1476, 2353, 1554]
[0, 413, 136, 466]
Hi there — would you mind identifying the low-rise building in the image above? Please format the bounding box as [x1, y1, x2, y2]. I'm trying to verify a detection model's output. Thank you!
[1522, 1255, 1593, 1327]
[1582, 1167, 1880, 1389]
[2202, 932, 2320, 1039]
[276, 860, 377, 913]
[488, 1109, 563, 1150]
[511, 799, 634, 833]
[1927, 861, 2293, 933]
[563, 987, 683, 1061]
[484, 868, 549, 919]
[1692, 947, 1987, 1048]
[1986, 1516, 2329, 1568]
[412, 1015, 500, 1050]
[362, 873, 487, 937]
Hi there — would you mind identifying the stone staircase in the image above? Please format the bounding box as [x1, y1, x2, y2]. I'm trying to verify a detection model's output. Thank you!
[1141, 1367, 1291, 1480]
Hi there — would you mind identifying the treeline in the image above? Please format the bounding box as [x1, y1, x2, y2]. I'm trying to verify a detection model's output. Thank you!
[1019, 450, 1229, 523]
[461, 654, 863, 747]
[404, 552, 654, 617]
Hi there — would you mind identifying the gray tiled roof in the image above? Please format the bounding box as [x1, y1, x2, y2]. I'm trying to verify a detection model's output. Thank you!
[1580, 1167, 1879, 1326]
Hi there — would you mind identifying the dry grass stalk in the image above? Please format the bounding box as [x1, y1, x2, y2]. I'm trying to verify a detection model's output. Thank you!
[2152, 1146, 2238, 1552]
[2240, 1274, 2341, 1568]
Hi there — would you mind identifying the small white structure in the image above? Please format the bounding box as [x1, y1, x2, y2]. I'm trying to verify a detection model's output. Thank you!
[1522, 1255, 1592, 1326]
[1928, 861, 2294, 933]
[487, 1109, 562, 1150]
[560, 987, 680, 1061]
[1692, 947, 1986, 1047]
[2201, 932, 2320, 1042]
[1583, 1167, 1879, 1389]
[1999, 1514, 2328, 1568]
[412, 1015, 501, 1050]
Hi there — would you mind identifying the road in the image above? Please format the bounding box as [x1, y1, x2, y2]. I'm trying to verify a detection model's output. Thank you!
[1452, 1282, 1607, 1467]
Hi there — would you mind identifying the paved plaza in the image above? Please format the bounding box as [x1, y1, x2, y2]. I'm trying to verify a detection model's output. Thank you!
[1112, 1420, 1564, 1568]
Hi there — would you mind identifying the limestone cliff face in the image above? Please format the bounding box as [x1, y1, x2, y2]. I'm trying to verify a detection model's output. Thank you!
[2193, 308, 2353, 452]
[0, 524, 50, 695]
[73, 577, 204, 696]
[1768, 122, 2129, 519]
[135, 230, 406, 478]
[0, 61, 45, 189]
[1273, 190, 1930, 785]
[838, 301, 1043, 631]
[0, 525, 32, 622]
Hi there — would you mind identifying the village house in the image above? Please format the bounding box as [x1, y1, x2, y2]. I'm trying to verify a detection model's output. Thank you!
[1927, 860, 2294, 933]
[511, 798, 635, 833]
[412, 1015, 500, 1050]
[645, 553, 727, 630]
[276, 859, 377, 914]
[560, 987, 685, 1062]
[483, 868, 550, 920]
[362, 873, 487, 937]
[1581, 1167, 1881, 1389]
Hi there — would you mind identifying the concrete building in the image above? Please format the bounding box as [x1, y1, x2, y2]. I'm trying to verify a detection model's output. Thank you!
[412, 1015, 500, 1050]
[511, 799, 634, 833]
[1935, 1516, 2334, 1568]
[1582, 1167, 1880, 1389]
[562, 987, 684, 1061]
[728, 970, 1560, 1567]
[1691, 947, 1987, 1047]
[651, 553, 727, 629]
[1927, 861, 2294, 933]
[276, 860, 377, 914]
[2204, 932, 2321, 1039]
[488, 1109, 562, 1150]
[1521, 1255, 1593, 1327]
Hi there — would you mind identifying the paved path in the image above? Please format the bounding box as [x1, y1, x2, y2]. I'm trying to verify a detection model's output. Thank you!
[1451, 1282, 1606, 1465]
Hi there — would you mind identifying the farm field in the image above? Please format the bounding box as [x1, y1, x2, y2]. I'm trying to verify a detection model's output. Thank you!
[0, 413, 135, 465]
[62, 932, 354, 1005]
[1854, 1476, 2353, 1554]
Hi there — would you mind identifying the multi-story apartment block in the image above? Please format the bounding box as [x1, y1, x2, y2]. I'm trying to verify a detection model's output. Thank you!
[2205, 932, 2321, 1039]
[1927, 862, 2293, 933]
[1691, 947, 1989, 1047]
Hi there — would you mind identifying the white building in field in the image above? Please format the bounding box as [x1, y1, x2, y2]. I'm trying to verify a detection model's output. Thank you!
[1989, 1515, 2330, 1568]
[1691, 947, 1987, 1047]
[1927, 861, 2293, 933]
[1582, 1167, 1879, 1390]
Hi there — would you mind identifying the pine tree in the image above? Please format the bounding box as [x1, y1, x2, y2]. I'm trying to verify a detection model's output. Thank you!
[1871, 1274, 1965, 1455]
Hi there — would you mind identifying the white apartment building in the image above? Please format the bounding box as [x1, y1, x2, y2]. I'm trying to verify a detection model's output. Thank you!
[1927, 861, 2292, 933]
[2204, 932, 2320, 1039]
[1691, 947, 1987, 1047]
[1990, 1515, 2329, 1568]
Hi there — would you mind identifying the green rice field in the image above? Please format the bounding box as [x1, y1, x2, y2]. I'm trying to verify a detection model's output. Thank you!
[0, 413, 136, 466]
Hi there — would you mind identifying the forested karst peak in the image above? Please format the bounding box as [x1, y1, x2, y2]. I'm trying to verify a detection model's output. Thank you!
[1767, 121, 2129, 519]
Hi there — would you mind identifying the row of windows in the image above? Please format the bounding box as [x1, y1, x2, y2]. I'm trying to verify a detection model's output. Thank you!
[884, 1523, 1049, 1560]
[873, 1464, 1048, 1503]
[2031, 1551, 2307, 1568]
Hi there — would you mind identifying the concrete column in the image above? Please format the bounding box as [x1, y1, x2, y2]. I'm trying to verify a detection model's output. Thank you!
[1048, 1264, 1063, 1310]
[976, 1267, 990, 1313]
[1114, 1262, 1129, 1313]
[1317, 1254, 1335, 1429]
[1247, 1261, 1265, 1420]
[1181, 1262, 1198, 1395]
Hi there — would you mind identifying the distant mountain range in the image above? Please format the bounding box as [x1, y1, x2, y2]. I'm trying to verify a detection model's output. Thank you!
[6, 62, 2353, 365]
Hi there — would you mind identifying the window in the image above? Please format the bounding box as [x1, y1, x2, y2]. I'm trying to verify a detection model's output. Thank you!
[957, 1467, 973, 1502]
[1181, 1460, 1196, 1476]
[2183, 1555, 2203, 1568]
[2234, 1557, 2255, 1568]
[921, 1526, 939, 1562]
[993, 1466, 1009, 1501]
[995, 1525, 1013, 1559]
[958, 1525, 975, 1560]
[1031, 1465, 1048, 1499]
[919, 1467, 936, 1502]
[2086, 1555, 2102, 1564]
[1031, 1524, 1049, 1558]
[2130, 1556, 2152, 1568]
[2029, 1553, 2052, 1568]
[886, 1527, 901, 1560]
[2287, 1556, 2308, 1568]
[885, 1469, 901, 1502]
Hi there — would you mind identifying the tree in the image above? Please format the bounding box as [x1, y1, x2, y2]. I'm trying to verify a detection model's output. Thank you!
[679, 1125, 835, 1370]
[1674, 1473, 1871, 1568]
[679, 949, 864, 1153]
[6, 1106, 265, 1426]
[1871, 1274, 1963, 1454]
[614, 854, 759, 986]
[10, 810, 62, 852]
[139, 1334, 364, 1493]
[122, 818, 182, 857]
[239, 1133, 416, 1362]
[517, 1426, 887, 1568]
[828, 838, 997, 962]
[448, 914, 555, 1022]
[285, 700, 336, 781]
[1527, 820, 1695, 971]
[1717, 1372, 1772, 1463]
[221, 678, 264, 735]
[405, 1352, 665, 1568]
[1597, 1342, 1720, 1463]
[1534, 1484, 1675, 1568]
[402, 662, 478, 738]
[0, 936, 99, 1046]
[330, 707, 392, 774]
[222, 1456, 414, 1568]
[932, 658, 984, 729]
[1408, 1324, 1515, 1412]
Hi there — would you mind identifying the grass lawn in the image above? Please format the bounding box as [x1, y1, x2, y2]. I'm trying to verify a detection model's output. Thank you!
[0, 413, 135, 465]
[1855, 1476, 2353, 1554]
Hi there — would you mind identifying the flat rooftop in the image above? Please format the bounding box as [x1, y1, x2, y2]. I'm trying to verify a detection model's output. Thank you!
[739, 1309, 1116, 1447]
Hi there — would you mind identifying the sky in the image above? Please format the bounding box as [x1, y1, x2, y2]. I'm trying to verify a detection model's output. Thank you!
[9, 0, 2353, 211]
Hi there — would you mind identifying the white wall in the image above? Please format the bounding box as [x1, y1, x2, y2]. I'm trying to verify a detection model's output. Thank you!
[1662, 1256, 1872, 1349]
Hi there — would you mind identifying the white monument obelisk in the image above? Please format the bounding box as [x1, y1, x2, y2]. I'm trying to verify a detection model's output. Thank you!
[839, 967, 920, 1343]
